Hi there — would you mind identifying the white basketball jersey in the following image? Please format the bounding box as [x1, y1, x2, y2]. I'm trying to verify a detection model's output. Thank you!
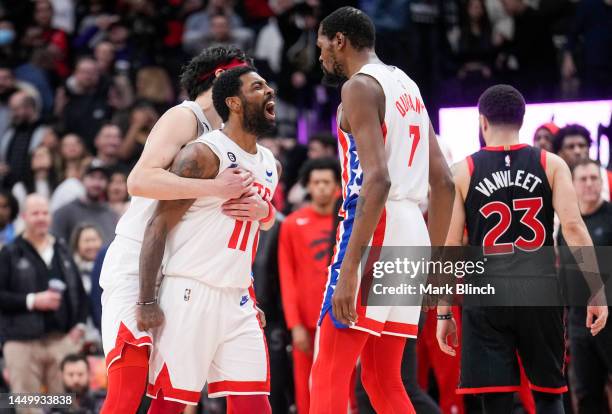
[162, 130, 278, 289]
[337, 63, 429, 218]
[115, 101, 211, 242]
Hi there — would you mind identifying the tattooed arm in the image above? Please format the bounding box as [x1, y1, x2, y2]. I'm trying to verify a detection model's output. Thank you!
[136, 142, 220, 331]
[332, 74, 390, 326]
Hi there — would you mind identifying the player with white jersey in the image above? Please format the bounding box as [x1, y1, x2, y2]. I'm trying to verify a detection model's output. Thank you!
[135, 67, 277, 414]
[310, 7, 454, 413]
[98, 48, 273, 414]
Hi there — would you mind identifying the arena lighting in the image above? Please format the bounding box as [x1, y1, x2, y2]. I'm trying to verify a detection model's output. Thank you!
[439, 100, 612, 165]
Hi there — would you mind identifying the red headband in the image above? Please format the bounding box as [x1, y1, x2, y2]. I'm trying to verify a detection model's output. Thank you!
[198, 58, 249, 82]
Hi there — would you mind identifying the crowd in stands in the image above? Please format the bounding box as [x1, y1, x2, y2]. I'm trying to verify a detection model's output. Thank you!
[0, 0, 610, 413]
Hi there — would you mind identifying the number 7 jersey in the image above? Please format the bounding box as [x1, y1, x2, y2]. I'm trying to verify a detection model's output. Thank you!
[161, 130, 278, 289]
[337, 63, 430, 218]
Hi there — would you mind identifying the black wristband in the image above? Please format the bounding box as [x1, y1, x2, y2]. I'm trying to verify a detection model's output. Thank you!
[436, 313, 453, 320]
[136, 300, 157, 306]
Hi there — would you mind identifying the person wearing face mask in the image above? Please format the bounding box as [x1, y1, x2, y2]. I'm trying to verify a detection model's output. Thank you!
[0, 21, 17, 65]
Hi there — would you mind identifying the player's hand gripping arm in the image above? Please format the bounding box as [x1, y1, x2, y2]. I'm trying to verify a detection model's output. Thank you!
[548, 153, 608, 335]
[222, 160, 282, 231]
[332, 75, 390, 326]
[127, 107, 253, 200]
[436, 160, 468, 356]
[136, 143, 220, 331]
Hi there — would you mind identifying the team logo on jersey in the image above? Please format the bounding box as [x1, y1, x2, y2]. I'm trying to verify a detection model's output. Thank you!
[184, 289, 191, 301]
[505, 155, 511, 167]
[228, 152, 237, 162]
[266, 169, 273, 177]
[239, 295, 249, 306]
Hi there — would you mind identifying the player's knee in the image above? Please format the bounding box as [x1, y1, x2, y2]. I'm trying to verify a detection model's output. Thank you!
[226, 395, 271, 414]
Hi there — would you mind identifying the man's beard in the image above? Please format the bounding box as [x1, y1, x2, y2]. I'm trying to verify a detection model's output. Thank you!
[241, 98, 275, 137]
[65, 383, 88, 396]
[321, 61, 347, 87]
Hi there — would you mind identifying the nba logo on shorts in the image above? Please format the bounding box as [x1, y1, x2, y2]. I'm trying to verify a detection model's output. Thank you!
[227, 152, 237, 162]
[184, 289, 191, 301]
[505, 155, 511, 167]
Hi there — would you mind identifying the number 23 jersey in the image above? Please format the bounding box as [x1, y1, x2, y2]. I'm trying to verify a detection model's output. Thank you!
[464, 144, 555, 274]
[162, 129, 278, 288]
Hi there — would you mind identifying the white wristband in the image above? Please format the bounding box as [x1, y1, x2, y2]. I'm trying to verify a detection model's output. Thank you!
[26, 293, 36, 311]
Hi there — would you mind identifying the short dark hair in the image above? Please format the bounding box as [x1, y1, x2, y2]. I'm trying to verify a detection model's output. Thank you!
[70, 223, 102, 255]
[553, 124, 592, 154]
[180, 46, 253, 101]
[0, 190, 19, 222]
[60, 354, 89, 371]
[309, 133, 337, 151]
[299, 157, 341, 187]
[320, 6, 375, 51]
[571, 158, 600, 177]
[212, 66, 256, 122]
[477, 84, 526, 128]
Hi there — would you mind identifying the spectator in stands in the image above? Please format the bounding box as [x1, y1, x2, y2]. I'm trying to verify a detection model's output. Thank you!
[117, 104, 158, 167]
[13, 47, 55, 116]
[554, 124, 612, 201]
[563, 0, 612, 100]
[0, 90, 49, 189]
[0, 65, 17, 136]
[58, 57, 111, 153]
[182, 0, 245, 56]
[456, 0, 497, 102]
[58, 133, 92, 181]
[499, 0, 560, 101]
[533, 122, 559, 153]
[279, 158, 340, 414]
[93, 40, 116, 77]
[107, 169, 129, 216]
[52, 354, 105, 413]
[134, 67, 173, 112]
[0, 20, 18, 65]
[12, 145, 58, 209]
[307, 133, 337, 159]
[92, 123, 123, 169]
[51, 163, 118, 244]
[70, 223, 103, 295]
[32, 0, 70, 79]
[287, 133, 337, 209]
[0, 190, 18, 248]
[0, 194, 88, 402]
[557, 158, 612, 414]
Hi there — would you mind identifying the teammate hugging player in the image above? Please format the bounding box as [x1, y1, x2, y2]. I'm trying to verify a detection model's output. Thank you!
[138, 67, 278, 414]
[98, 48, 273, 414]
[437, 85, 608, 414]
[309, 7, 454, 413]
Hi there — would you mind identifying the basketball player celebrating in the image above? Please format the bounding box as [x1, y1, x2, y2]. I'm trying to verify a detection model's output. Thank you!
[137, 67, 277, 414]
[98, 48, 271, 414]
[437, 85, 608, 414]
[310, 7, 454, 413]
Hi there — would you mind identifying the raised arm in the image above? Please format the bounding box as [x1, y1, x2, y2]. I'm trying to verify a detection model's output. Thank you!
[332, 75, 390, 326]
[135, 142, 220, 331]
[127, 106, 252, 200]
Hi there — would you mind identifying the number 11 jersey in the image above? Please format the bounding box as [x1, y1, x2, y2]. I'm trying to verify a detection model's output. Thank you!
[162, 129, 278, 288]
